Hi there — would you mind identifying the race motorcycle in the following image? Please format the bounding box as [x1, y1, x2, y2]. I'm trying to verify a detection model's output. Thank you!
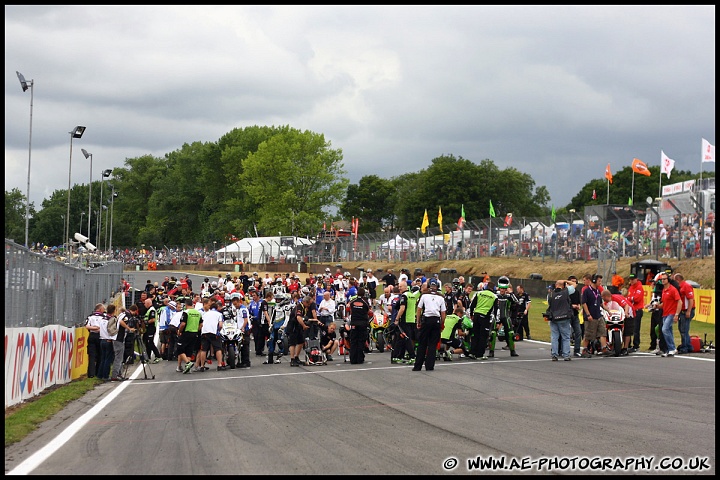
[602, 307, 625, 357]
[219, 308, 243, 368]
[368, 308, 390, 353]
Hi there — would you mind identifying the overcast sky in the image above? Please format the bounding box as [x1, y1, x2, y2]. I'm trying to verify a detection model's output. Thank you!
[5, 5, 716, 213]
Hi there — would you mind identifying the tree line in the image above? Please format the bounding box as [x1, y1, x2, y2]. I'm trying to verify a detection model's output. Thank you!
[4, 124, 709, 249]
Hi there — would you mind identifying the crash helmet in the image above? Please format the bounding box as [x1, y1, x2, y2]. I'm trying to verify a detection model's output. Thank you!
[344, 272, 351, 278]
[497, 276, 511, 289]
[452, 277, 460, 286]
[201, 291, 212, 298]
[325, 267, 331, 273]
[224, 293, 231, 300]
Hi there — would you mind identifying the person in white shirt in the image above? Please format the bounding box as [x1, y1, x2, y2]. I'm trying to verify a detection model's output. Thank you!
[196, 301, 227, 371]
[379, 287, 395, 318]
[365, 269, 379, 306]
[413, 279, 446, 371]
[318, 291, 336, 326]
[98, 304, 114, 380]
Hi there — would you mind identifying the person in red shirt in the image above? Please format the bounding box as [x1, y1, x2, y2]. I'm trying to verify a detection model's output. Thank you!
[674, 273, 696, 354]
[656, 273, 681, 357]
[626, 275, 645, 352]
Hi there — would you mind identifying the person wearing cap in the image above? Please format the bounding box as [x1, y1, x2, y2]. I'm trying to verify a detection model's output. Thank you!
[467, 281, 497, 360]
[655, 272, 682, 357]
[413, 278, 446, 371]
[626, 274, 645, 352]
[398, 268, 410, 285]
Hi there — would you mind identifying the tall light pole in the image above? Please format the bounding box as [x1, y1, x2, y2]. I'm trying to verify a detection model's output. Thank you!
[80, 211, 85, 236]
[108, 184, 117, 253]
[569, 209, 576, 260]
[95, 209, 101, 247]
[81, 149, 93, 236]
[65, 126, 86, 255]
[104, 203, 110, 252]
[16, 71, 34, 248]
[97, 168, 112, 247]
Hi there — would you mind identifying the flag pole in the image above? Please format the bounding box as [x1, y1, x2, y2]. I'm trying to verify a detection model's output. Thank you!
[606, 177, 609, 205]
[700, 139, 703, 186]
[631, 171, 635, 208]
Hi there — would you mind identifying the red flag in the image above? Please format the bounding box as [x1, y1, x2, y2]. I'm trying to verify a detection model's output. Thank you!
[504, 213, 513, 227]
[352, 217, 359, 238]
[592, 189, 597, 200]
[323, 221, 326, 231]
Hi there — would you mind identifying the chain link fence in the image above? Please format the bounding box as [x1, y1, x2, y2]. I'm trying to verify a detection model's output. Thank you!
[5, 240, 124, 328]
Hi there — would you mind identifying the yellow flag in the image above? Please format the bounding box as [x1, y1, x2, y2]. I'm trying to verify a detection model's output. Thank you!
[438, 207, 443, 232]
[421, 209, 429, 234]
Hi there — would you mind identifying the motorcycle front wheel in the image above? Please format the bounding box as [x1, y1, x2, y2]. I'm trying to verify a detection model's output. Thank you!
[612, 330, 622, 357]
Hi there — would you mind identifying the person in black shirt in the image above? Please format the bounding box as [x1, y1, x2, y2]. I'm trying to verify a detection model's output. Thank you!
[381, 269, 398, 288]
[288, 296, 312, 367]
[512, 284, 532, 341]
[566, 276, 583, 356]
[348, 287, 371, 364]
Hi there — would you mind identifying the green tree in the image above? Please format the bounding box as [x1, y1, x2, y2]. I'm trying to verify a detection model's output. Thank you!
[239, 128, 348, 237]
[340, 175, 394, 233]
[112, 155, 167, 246]
[5, 188, 30, 243]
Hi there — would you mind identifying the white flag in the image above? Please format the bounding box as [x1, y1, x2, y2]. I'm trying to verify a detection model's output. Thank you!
[702, 138, 715, 163]
[660, 150, 675, 178]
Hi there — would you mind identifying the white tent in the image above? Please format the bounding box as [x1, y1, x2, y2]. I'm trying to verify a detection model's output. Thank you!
[379, 235, 417, 251]
[215, 236, 314, 264]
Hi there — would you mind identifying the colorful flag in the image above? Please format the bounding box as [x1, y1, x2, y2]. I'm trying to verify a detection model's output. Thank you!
[504, 212, 513, 227]
[702, 138, 715, 163]
[631, 158, 651, 176]
[660, 150, 675, 178]
[352, 217, 359, 238]
[421, 209, 429, 234]
[489, 200, 496, 218]
[592, 189, 597, 200]
[628, 197, 633, 206]
[457, 204, 465, 230]
[551, 205, 556, 222]
[605, 164, 613, 184]
[323, 221, 326, 231]
[438, 207, 443, 232]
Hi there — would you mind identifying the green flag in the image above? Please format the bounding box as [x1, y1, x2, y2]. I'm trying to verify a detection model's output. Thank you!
[628, 197, 633, 206]
[489, 200, 496, 218]
[551, 205, 556, 222]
